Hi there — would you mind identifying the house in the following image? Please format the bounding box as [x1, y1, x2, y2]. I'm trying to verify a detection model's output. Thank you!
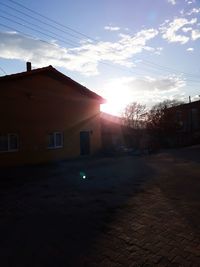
[167, 100, 200, 147]
[0, 62, 105, 166]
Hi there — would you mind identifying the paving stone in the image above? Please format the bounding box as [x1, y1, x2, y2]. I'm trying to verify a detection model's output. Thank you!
[0, 150, 200, 266]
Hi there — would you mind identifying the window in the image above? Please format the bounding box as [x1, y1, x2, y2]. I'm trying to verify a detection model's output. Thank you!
[0, 134, 19, 152]
[48, 132, 63, 149]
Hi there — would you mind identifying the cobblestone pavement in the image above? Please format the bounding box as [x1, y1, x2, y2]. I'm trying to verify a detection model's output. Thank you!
[0, 146, 200, 266]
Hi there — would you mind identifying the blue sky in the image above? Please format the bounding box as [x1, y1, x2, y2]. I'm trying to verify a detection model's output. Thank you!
[0, 0, 200, 115]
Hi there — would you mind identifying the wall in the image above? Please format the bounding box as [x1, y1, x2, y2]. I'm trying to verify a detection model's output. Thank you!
[168, 101, 200, 147]
[0, 74, 102, 166]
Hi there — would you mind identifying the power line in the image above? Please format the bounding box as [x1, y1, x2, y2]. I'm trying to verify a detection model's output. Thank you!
[0, 9, 81, 47]
[0, 2, 199, 84]
[142, 59, 200, 80]
[0, 2, 90, 42]
[0, 23, 148, 78]
[0, 20, 199, 83]
[0, 22, 66, 49]
[137, 61, 200, 83]
[0, 15, 78, 47]
[0, 14, 77, 47]
[8, 0, 96, 42]
[0, 66, 7, 75]
[0, 21, 199, 83]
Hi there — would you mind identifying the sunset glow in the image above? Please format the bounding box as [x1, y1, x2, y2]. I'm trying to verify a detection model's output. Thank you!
[100, 84, 132, 115]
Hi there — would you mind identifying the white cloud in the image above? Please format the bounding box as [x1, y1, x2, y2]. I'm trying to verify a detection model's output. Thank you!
[104, 26, 120, 31]
[129, 75, 185, 92]
[185, 0, 196, 4]
[167, 0, 176, 5]
[192, 94, 200, 101]
[161, 17, 197, 44]
[0, 31, 99, 75]
[100, 75, 186, 110]
[182, 27, 192, 32]
[187, 47, 194, 51]
[0, 29, 159, 76]
[191, 29, 200, 40]
[187, 7, 200, 15]
[102, 75, 185, 95]
[154, 47, 163, 55]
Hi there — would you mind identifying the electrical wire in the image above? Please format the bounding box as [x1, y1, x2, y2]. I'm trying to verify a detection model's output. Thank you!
[0, 22, 65, 49]
[0, 66, 7, 75]
[142, 59, 200, 80]
[0, 1, 199, 84]
[0, 2, 91, 42]
[0, 9, 81, 47]
[8, 0, 96, 42]
[0, 15, 77, 47]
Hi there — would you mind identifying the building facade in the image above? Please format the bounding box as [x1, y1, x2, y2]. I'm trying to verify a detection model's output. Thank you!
[0, 63, 105, 166]
[167, 100, 200, 147]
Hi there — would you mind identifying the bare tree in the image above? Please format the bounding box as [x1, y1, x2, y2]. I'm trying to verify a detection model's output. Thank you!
[121, 102, 148, 149]
[147, 99, 184, 131]
[122, 102, 147, 129]
[147, 99, 184, 148]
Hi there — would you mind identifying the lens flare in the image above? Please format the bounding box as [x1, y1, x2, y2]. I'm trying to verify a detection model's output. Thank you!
[80, 171, 87, 179]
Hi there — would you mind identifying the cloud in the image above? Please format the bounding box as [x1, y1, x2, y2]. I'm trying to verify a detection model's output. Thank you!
[160, 17, 197, 44]
[100, 75, 186, 109]
[192, 94, 200, 101]
[104, 26, 120, 31]
[0, 31, 100, 75]
[102, 75, 185, 95]
[128, 75, 185, 92]
[191, 29, 200, 40]
[185, 0, 196, 5]
[167, 0, 176, 5]
[182, 27, 192, 32]
[0, 28, 159, 76]
[187, 7, 200, 15]
[186, 47, 194, 51]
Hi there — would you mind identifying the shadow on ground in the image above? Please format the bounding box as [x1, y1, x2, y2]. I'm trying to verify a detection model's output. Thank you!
[0, 156, 155, 267]
[148, 145, 200, 234]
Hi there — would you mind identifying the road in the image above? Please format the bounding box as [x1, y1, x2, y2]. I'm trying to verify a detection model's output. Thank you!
[0, 146, 200, 266]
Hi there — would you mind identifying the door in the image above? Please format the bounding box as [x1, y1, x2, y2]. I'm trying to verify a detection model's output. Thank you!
[80, 131, 90, 155]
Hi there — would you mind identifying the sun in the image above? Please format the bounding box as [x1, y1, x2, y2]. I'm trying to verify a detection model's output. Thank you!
[100, 89, 131, 116]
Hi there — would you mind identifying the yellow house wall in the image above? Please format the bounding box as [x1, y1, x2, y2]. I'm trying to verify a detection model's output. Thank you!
[0, 74, 102, 166]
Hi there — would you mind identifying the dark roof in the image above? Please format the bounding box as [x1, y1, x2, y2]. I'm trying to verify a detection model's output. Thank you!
[0, 65, 105, 103]
[168, 100, 200, 111]
[100, 112, 123, 125]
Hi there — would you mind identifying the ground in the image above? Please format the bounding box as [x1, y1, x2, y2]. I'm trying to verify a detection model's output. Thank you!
[0, 146, 200, 267]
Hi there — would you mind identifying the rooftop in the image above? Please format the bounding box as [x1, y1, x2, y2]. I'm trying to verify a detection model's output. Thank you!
[0, 64, 105, 103]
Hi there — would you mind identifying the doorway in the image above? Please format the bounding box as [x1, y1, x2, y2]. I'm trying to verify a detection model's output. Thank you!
[80, 131, 90, 155]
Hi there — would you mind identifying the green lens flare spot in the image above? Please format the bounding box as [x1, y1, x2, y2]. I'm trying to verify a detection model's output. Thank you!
[80, 171, 87, 179]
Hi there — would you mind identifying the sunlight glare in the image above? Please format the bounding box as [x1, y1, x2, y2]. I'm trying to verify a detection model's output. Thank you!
[100, 87, 131, 116]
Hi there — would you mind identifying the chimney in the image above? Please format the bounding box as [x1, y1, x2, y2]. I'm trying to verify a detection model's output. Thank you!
[26, 62, 32, 72]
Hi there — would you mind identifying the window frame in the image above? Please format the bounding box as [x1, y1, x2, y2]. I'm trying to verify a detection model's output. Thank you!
[47, 131, 63, 149]
[0, 133, 19, 153]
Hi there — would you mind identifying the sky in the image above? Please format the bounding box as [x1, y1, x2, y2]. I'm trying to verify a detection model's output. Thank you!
[0, 0, 200, 115]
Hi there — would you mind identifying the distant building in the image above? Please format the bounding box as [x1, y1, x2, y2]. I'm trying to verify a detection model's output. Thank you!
[100, 112, 125, 151]
[168, 100, 200, 146]
[100, 112, 147, 151]
[0, 63, 105, 166]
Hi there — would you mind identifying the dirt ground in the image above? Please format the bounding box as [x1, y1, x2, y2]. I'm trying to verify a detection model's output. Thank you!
[0, 146, 200, 266]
